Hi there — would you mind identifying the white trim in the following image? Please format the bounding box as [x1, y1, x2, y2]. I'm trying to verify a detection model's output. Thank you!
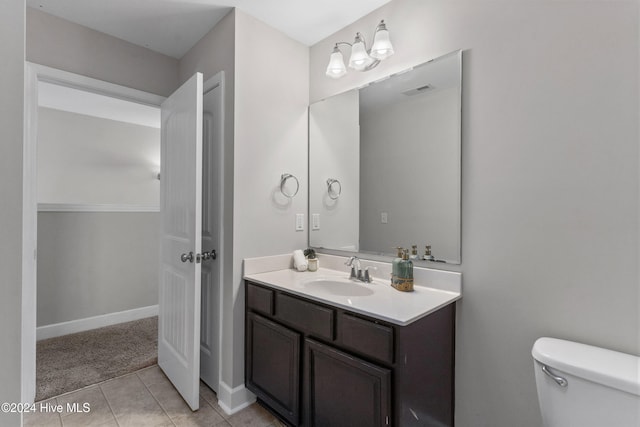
[38, 203, 160, 213]
[28, 63, 165, 107]
[216, 381, 256, 416]
[36, 305, 159, 341]
[22, 63, 39, 404]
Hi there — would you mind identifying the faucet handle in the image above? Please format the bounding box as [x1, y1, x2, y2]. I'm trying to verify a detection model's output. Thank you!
[349, 265, 357, 279]
[363, 266, 377, 283]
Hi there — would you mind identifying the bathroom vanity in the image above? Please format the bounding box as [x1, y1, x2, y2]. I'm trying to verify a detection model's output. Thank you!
[243, 255, 461, 426]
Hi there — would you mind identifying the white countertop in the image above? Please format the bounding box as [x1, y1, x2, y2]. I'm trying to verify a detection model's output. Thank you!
[243, 255, 461, 326]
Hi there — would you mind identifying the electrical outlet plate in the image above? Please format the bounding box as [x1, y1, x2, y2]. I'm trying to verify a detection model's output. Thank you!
[381, 212, 388, 224]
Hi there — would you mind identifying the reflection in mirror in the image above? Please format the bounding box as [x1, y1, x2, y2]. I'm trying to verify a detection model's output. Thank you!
[309, 50, 461, 264]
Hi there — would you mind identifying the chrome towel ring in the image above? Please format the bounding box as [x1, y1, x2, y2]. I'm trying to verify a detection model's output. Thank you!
[280, 173, 299, 198]
[327, 178, 342, 200]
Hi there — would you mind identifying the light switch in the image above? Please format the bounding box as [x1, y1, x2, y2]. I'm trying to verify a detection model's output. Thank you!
[381, 212, 388, 224]
[312, 214, 320, 230]
[296, 213, 304, 231]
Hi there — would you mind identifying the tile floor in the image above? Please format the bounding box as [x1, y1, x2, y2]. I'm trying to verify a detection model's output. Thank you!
[24, 365, 285, 427]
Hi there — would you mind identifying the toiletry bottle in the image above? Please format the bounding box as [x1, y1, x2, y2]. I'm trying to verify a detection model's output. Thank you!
[423, 245, 435, 261]
[391, 247, 403, 284]
[392, 249, 414, 292]
[410, 245, 419, 260]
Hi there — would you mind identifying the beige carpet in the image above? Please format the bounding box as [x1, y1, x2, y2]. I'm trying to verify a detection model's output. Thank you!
[36, 316, 158, 401]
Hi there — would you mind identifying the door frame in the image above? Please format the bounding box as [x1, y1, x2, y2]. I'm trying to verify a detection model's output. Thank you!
[201, 72, 225, 392]
[22, 63, 225, 403]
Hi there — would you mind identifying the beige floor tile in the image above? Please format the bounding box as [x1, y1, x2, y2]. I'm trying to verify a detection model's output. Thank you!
[226, 403, 276, 427]
[137, 365, 169, 388]
[146, 375, 225, 426]
[171, 400, 228, 427]
[100, 373, 173, 426]
[56, 385, 116, 427]
[23, 398, 63, 427]
[199, 382, 228, 418]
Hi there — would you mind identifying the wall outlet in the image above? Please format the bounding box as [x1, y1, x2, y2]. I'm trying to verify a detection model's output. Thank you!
[381, 212, 388, 224]
[295, 213, 304, 231]
[312, 213, 320, 230]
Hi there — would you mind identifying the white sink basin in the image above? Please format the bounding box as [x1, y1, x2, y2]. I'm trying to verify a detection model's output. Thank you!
[300, 278, 375, 297]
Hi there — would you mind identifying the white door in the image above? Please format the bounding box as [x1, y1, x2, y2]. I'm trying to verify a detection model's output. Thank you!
[159, 72, 203, 411]
[200, 77, 223, 391]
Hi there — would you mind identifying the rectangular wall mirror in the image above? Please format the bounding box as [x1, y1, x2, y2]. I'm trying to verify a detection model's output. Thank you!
[309, 50, 462, 265]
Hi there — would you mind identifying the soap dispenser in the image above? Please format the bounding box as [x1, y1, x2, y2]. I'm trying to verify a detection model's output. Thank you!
[392, 249, 414, 292]
[391, 247, 403, 284]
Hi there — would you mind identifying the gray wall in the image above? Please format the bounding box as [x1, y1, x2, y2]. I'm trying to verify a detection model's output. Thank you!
[26, 7, 179, 97]
[0, 0, 24, 425]
[37, 212, 159, 326]
[310, 1, 639, 426]
[38, 107, 160, 206]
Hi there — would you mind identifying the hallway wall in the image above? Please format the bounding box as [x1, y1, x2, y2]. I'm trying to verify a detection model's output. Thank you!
[26, 7, 179, 97]
[0, 1, 25, 425]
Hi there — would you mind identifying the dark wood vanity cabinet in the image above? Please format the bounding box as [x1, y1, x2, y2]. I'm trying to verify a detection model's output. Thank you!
[245, 281, 455, 427]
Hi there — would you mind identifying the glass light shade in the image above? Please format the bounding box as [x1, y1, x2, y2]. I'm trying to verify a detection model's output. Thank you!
[326, 48, 347, 79]
[370, 27, 394, 60]
[348, 37, 373, 71]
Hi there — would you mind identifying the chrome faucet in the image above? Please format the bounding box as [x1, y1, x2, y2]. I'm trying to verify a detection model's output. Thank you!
[345, 257, 375, 283]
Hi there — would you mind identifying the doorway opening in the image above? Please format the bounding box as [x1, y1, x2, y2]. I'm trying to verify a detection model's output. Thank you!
[23, 64, 224, 408]
[35, 78, 162, 401]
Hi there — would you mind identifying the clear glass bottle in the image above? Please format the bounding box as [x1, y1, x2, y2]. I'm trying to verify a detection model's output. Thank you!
[423, 245, 435, 261]
[410, 244, 419, 260]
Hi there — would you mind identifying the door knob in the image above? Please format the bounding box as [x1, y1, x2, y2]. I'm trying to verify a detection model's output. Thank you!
[180, 252, 194, 263]
[201, 250, 217, 261]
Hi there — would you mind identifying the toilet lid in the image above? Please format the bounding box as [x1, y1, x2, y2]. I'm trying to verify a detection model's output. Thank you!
[532, 337, 640, 396]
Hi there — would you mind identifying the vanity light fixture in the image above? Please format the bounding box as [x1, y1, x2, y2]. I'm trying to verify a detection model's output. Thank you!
[325, 20, 395, 79]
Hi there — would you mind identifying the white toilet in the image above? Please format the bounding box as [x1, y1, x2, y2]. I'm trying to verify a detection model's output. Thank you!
[532, 337, 640, 427]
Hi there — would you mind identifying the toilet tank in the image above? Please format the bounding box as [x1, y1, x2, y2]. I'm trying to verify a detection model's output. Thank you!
[532, 337, 640, 427]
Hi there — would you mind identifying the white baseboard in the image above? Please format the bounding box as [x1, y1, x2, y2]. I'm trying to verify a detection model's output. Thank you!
[37, 305, 159, 341]
[217, 381, 256, 416]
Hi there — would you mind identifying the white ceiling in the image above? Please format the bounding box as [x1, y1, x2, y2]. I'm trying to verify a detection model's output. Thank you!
[27, 0, 392, 59]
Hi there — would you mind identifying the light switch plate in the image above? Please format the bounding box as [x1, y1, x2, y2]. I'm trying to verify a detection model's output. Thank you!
[381, 212, 388, 224]
[296, 213, 304, 231]
[312, 214, 320, 230]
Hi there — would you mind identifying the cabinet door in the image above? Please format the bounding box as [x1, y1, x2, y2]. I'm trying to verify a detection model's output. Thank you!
[305, 339, 391, 427]
[246, 313, 300, 425]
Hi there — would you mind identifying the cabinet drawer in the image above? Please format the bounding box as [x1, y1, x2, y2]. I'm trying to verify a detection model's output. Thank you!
[247, 283, 274, 315]
[276, 294, 334, 341]
[339, 313, 394, 364]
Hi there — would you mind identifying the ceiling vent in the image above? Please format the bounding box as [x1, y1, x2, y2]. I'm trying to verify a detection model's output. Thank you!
[403, 84, 433, 96]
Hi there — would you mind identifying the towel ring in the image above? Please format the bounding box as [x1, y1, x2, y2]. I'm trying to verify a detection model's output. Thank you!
[280, 173, 299, 198]
[326, 178, 342, 200]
